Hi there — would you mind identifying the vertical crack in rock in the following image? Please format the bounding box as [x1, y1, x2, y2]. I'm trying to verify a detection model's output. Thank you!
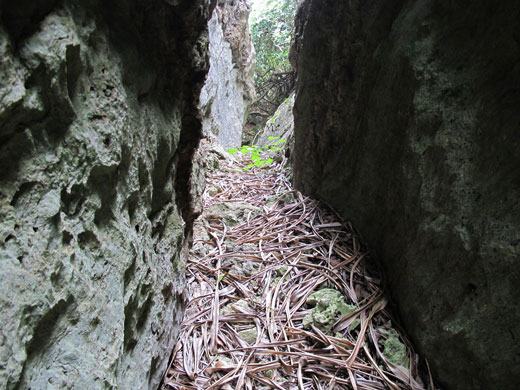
[172, 1, 217, 240]
[174, 113, 203, 239]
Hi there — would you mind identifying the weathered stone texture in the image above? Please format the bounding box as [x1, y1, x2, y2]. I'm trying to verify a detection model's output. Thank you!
[292, 0, 520, 389]
[199, 0, 255, 148]
[216, 0, 256, 103]
[254, 92, 294, 160]
[0, 0, 211, 389]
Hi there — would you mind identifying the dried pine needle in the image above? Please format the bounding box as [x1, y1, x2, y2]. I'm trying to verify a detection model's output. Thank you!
[163, 148, 436, 390]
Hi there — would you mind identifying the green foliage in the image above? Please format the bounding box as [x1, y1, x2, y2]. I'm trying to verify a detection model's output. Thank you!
[247, 0, 299, 137]
[228, 137, 286, 170]
[250, 0, 299, 87]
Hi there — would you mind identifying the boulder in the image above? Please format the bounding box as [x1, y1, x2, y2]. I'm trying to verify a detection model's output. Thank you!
[292, 0, 520, 388]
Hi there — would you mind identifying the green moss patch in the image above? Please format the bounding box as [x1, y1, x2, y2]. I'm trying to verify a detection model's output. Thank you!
[303, 288, 357, 331]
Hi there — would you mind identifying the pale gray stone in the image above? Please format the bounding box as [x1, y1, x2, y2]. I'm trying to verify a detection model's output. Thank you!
[199, 1, 255, 149]
[254, 92, 295, 161]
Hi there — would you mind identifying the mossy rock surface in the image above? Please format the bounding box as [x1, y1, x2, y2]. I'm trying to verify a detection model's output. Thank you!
[303, 288, 357, 331]
[379, 328, 408, 367]
[292, 0, 520, 387]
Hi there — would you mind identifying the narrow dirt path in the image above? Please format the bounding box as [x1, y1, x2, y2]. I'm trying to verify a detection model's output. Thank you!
[162, 145, 433, 390]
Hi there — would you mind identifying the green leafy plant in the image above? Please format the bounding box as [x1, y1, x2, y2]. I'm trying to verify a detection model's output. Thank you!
[250, 0, 299, 87]
[228, 137, 286, 170]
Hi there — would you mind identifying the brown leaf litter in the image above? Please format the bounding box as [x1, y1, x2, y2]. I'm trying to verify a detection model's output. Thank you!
[162, 149, 436, 390]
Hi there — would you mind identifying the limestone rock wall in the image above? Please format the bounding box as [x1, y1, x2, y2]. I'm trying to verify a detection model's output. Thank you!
[217, 0, 256, 103]
[199, 0, 255, 148]
[0, 0, 212, 389]
[292, 0, 520, 389]
[254, 93, 294, 148]
[254, 92, 294, 164]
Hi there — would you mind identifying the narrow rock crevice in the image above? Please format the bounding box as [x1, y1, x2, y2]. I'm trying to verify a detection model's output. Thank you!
[0, 0, 518, 389]
[174, 113, 203, 238]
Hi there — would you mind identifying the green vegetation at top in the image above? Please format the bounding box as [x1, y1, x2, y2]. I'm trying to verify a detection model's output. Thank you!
[248, 0, 300, 124]
[250, 0, 298, 86]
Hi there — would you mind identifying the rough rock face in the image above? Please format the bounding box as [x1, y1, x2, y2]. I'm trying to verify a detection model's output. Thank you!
[0, 0, 212, 389]
[199, 0, 255, 148]
[292, 1, 520, 389]
[254, 92, 294, 159]
[217, 0, 256, 103]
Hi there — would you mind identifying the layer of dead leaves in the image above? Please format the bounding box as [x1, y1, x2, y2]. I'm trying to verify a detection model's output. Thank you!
[163, 151, 435, 390]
